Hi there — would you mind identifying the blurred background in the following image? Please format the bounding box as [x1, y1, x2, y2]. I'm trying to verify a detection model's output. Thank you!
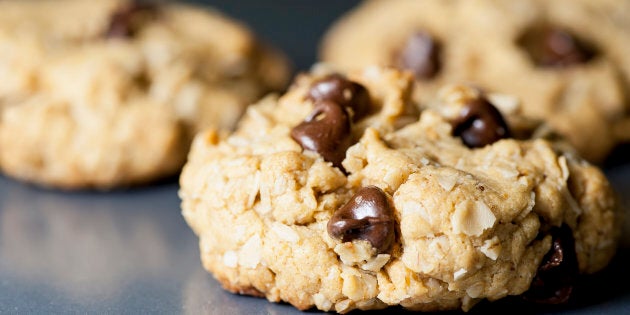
[1, 1, 629, 314]
[187, 0, 362, 74]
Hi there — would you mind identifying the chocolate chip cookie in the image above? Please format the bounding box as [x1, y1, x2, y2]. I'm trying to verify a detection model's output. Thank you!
[0, 0, 290, 189]
[180, 66, 621, 313]
[320, 0, 630, 163]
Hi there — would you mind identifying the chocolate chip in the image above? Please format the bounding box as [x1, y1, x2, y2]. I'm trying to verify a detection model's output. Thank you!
[105, 1, 158, 38]
[451, 96, 510, 148]
[396, 31, 441, 80]
[519, 26, 595, 68]
[291, 101, 352, 169]
[327, 186, 396, 253]
[307, 74, 372, 121]
[523, 224, 579, 304]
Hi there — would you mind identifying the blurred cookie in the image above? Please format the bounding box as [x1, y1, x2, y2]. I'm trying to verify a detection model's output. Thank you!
[0, 0, 290, 189]
[180, 66, 620, 313]
[320, 0, 630, 162]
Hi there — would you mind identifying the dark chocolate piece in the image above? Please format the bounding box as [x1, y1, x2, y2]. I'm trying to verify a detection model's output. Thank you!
[396, 31, 441, 80]
[451, 96, 510, 148]
[307, 74, 372, 121]
[523, 224, 579, 304]
[291, 101, 353, 169]
[519, 26, 595, 68]
[327, 186, 396, 253]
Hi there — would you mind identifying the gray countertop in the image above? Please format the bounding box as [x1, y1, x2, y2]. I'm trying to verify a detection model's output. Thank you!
[1, 1, 629, 314]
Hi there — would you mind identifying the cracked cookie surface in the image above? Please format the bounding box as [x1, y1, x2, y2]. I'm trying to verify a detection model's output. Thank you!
[180, 66, 620, 313]
[0, 0, 289, 189]
[320, 0, 630, 163]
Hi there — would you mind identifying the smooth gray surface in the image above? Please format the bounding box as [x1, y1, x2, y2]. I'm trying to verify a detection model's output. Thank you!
[1, 1, 630, 314]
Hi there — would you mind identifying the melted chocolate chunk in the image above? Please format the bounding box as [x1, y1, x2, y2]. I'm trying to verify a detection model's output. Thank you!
[519, 26, 596, 68]
[327, 186, 395, 253]
[451, 97, 510, 148]
[524, 224, 579, 304]
[291, 101, 352, 169]
[106, 1, 158, 38]
[307, 74, 372, 121]
[396, 31, 441, 80]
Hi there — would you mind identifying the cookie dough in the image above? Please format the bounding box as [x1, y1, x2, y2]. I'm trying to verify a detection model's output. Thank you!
[0, 0, 290, 189]
[180, 66, 620, 313]
[320, 0, 630, 163]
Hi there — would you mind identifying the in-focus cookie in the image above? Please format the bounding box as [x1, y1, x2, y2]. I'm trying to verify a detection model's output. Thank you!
[0, 0, 290, 189]
[180, 66, 621, 313]
[320, 0, 630, 162]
